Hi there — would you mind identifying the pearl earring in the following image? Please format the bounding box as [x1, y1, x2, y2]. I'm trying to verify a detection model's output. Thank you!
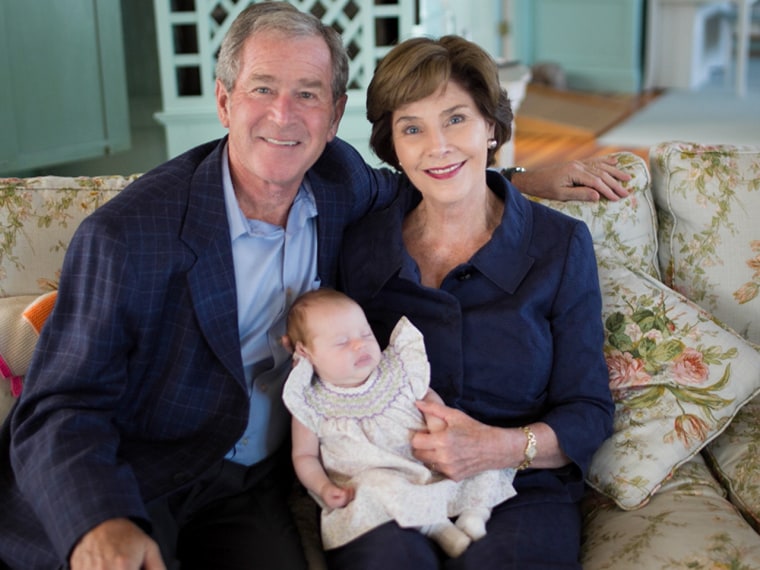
[487, 139, 497, 149]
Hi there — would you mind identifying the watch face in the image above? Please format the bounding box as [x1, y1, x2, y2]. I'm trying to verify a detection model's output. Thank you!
[518, 428, 537, 470]
[524, 427, 537, 460]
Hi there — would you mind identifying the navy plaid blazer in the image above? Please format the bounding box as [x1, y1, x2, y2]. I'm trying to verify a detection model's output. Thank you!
[0, 137, 400, 569]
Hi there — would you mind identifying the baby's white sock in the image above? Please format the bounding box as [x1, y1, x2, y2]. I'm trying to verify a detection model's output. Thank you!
[455, 507, 491, 541]
[419, 520, 472, 558]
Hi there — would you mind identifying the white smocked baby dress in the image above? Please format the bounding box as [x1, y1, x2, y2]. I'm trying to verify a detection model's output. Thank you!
[282, 316, 516, 550]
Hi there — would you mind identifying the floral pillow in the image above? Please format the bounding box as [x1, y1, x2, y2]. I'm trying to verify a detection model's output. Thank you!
[650, 142, 760, 345]
[528, 151, 660, 279]
[586, 253, 760, 510]
[0, 291, 57, 422]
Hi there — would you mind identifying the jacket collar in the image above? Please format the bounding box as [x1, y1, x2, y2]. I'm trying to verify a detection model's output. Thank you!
[179, 138, 246, 387]
[471, 170, 536, 294]
[352, 170, 535, 296]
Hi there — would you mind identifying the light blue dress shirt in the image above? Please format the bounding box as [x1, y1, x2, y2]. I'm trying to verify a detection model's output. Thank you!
[220, 146, 320, 465]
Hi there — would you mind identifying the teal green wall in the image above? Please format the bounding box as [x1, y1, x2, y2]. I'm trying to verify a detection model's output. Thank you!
[7, 0, 649, 177]
[48, 0, 167, 176]
[513, 0, 644, 93]
[0, 0, 135, 176]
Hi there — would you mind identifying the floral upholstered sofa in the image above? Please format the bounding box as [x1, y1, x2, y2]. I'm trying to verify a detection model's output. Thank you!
[536, 142, 760, 569]
[1, 141, 760, 569]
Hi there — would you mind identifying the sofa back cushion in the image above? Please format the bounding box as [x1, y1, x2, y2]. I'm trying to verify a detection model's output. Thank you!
[0, 175, 137, 296]
[528, 152, 660, 279]
[651, 142, 760, 345]
[704, 394, 760, 534]
[0, 175, 137, 420]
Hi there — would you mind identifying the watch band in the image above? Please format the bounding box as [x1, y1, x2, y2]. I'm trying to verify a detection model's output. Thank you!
[517, 426, 537, 470]
[501, 166, 527, 181]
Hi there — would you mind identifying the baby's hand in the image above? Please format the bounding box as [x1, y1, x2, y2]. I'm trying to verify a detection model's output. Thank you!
[419, 389, 448, 433]
[320, 482, 354, 509]
[423, 412, 447, 433]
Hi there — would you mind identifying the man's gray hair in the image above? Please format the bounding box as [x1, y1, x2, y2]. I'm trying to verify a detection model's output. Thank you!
[215, 1, 349, 102]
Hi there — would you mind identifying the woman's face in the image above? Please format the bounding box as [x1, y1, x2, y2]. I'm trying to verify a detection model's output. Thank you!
[391, 80, 494, 204]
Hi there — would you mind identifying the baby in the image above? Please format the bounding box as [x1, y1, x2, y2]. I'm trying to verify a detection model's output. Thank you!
[282, 288, 516, 557]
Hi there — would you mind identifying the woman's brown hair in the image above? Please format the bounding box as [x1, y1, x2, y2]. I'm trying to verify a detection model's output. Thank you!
[366, 35, 513, 170]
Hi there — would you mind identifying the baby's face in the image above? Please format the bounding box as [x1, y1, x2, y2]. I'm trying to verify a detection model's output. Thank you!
[303, 301, 382, 387]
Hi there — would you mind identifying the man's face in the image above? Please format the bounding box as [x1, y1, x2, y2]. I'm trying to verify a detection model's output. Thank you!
[216, 29, 346, 195]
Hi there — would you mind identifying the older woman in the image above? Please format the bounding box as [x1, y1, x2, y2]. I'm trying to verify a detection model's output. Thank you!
[333, 36, 614, 569]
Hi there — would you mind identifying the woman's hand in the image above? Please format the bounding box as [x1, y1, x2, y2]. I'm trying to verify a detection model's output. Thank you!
[413, 401, 572, 480]
[412, 401, 518, 481]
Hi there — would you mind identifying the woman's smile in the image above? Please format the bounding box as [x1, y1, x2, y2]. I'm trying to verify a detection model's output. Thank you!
[425, 161, 465, 179]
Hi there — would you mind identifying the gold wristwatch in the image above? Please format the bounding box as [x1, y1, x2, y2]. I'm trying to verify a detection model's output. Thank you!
[517, 426, 537, 470]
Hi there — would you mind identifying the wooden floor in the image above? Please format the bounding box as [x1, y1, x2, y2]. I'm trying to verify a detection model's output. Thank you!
[514, 132, 650, 168]
[512, 88, 660, 169]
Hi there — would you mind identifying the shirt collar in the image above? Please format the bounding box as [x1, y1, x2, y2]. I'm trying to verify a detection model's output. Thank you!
[221, 143, 317, 241]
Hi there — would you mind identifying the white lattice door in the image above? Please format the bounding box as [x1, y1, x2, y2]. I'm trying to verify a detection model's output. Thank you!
[153, 0, 416, 161]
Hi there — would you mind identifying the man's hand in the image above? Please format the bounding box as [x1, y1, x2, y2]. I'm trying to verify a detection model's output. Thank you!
[69, 518, 166, 570]
[510, 155, 632, 202]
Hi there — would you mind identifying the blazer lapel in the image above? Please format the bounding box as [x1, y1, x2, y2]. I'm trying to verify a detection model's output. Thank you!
[309, 166, 364, 288]
[180, 143, 246, 388]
